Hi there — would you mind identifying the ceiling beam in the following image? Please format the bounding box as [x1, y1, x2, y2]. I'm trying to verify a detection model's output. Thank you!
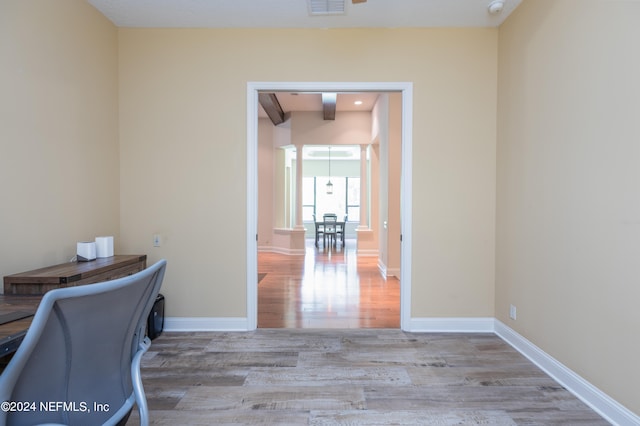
[322, 93, 336, 120]
[258, 93, 285, 126]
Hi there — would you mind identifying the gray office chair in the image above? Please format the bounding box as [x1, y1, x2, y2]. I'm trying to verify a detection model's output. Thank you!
[0, 259, 167, 426]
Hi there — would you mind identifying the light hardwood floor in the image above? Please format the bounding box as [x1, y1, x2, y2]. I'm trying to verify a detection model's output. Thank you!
[257, 239, 400, 329]
[133, 329, 608, 425]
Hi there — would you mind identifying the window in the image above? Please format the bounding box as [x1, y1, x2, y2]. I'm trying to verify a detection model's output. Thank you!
[302, 177, 316, 222]
[346, 177, 360, 222]
[303, 177, 359, 222]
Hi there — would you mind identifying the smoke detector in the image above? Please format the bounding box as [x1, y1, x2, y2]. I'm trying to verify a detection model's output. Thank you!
[488, 0, 505, 14]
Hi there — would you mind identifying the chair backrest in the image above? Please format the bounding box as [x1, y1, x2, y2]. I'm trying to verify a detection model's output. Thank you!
[0, 259, 166, 426]
[323, 214, 337, 223]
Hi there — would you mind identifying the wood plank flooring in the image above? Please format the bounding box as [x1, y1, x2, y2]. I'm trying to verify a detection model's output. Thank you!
[129, 240, 606, 424]
[257, 239, 400, 328]
[130, 329, 609, 425]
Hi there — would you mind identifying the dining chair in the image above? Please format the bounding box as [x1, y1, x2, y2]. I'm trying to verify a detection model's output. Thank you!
[336, 215, 347, 245]
[0, 260, 167, 426]
[323, 213, 338, 222]
[313, 214, 324, 247]
[323, 214, 338, 247]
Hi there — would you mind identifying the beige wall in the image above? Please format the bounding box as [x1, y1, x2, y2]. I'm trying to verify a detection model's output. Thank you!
[291, 111, 371, 147]
[387, 93, 402, 276]
[118, 27, 498, 319]
[257, 118, 275, 247]
[374, 95, 390, 269]
[372, 93, 402, 277]
[496, 0, 640, 415]
[0, 0, 119, 280]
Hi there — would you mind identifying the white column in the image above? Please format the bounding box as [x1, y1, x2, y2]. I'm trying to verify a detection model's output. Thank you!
[358, 144, 369, 229]
[294, 143, 305, 230]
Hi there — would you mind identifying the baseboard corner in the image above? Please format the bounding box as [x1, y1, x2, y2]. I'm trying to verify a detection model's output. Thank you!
[494, 320, 640, 426]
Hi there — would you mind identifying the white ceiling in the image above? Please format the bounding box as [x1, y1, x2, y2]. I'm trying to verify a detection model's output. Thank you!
[258, 92, 380, 118]
[277, 92, 379, 111]
[88, 0, 523, 29]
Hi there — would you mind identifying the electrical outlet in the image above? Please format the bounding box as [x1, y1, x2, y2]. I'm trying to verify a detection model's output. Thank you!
[153, 234, 161, 247]
[509, 304, 517, 320]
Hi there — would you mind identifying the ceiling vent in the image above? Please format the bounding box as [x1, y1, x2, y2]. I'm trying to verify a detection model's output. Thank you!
[308, 0, 346, 16]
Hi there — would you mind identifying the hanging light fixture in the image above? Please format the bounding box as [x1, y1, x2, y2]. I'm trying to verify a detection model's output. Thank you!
[326, 146, 333, 195]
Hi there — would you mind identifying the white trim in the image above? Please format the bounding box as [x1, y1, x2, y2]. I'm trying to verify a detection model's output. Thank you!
[258, 246, 306, 256]
[406, 317, 495, 333]
[399, 85, 413, 332]
[495, 320, 640, 426]
[377, 258, 387, 278]
[376, 260, 401, 279]
[247, 85, 259, 331]
[386, 267, 401, 278]
[164, 317, 249, 332]
[247, 81, 413, 332]
[357, 249, 380, 257]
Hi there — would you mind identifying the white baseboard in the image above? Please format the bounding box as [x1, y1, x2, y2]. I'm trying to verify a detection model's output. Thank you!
[257, 246, 305, 255]
[405, 317, 495, 333]
[356, 249, 379, 257]
[164, 317, 249, 332]
[386, 267, 400, 278]
[495, 320, 640, 426]
[376, 258, 401, 279]
[377, 259, 387, 278]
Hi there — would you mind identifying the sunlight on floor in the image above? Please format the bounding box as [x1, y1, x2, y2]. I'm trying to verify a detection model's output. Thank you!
[258, 239, 400, 329]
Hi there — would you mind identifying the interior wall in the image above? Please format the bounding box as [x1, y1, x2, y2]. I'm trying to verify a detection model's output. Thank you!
[303, 159, 360, 178]
[118, 27, 497, 319]
[257, 118, 274, 247]
[387, 93, 402, 276]
[496, 0, 640, 415]
[371, 92, 402, 277]
[290, 111, 371, 146]
[373, 95, 390, 270]
[0, 0, 119, 279]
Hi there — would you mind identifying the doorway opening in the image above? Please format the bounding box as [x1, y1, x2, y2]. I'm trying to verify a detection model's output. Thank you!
[247, 82, 413, 331]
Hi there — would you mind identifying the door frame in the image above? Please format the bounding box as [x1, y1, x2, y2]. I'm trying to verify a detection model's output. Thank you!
[246, 81, 413, 331]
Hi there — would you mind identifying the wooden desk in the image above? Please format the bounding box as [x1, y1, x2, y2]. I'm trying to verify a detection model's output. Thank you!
[4, 255, 147, 295]
[0, 295, 40, 359]
[0, 255, 147, 358]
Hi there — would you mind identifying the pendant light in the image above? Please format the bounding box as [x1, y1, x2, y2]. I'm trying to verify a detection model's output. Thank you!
[326, 146, 333, 195]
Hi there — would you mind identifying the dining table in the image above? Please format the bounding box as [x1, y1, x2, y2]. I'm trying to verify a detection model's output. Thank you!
[314, 220, 346, 247]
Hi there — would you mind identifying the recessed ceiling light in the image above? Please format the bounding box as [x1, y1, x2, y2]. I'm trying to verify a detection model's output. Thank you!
[354, 100, 363, 105]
